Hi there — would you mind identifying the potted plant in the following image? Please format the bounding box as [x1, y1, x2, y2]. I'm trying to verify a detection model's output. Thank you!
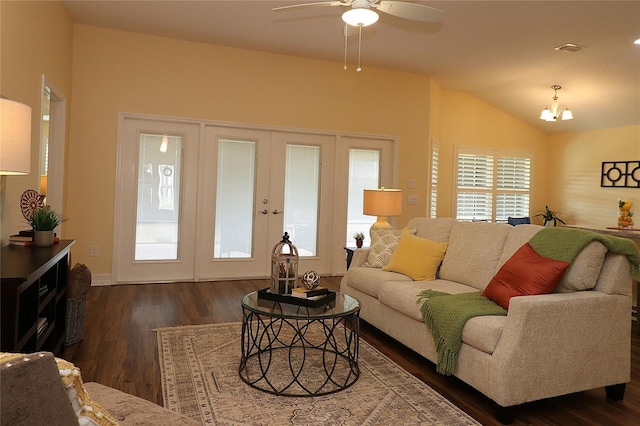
[534, 205, 566, 227]
[27, 206, 68, 246]
[353, 232, 365, 248]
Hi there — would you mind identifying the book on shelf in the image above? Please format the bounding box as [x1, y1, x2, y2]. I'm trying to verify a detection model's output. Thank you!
[38, 283, 49, 298]
[9, 234, 33, 242]
[290, 286, 330, 298]
[9, 240, 34, 246]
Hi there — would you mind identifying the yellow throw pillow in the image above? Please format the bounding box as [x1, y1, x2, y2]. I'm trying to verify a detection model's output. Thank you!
[382, 229, 448, 280]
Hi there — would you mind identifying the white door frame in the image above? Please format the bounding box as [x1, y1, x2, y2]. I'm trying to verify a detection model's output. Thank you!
[40, 75, 66, 216]
[113, 114, 200, 283]
[113, 113, 398, 283]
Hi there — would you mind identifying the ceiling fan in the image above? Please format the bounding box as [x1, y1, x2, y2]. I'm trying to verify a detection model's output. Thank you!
[273, 0, 444, 26]
[273, 1, 444, 71]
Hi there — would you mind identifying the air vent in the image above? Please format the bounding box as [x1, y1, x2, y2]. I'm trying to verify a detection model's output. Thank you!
[554, 43, 586, 53]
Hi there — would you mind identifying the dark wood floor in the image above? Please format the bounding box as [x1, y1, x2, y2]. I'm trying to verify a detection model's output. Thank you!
[65, 277, 640, 425]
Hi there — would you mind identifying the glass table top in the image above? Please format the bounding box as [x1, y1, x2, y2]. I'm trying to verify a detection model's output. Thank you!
[242, 290, 360, 320]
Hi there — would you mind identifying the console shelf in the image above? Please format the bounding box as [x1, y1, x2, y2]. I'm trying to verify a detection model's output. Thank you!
[1, 240, 75, 356]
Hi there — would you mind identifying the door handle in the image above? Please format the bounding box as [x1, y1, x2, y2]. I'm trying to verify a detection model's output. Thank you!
[272, 209, 283, 215]
[260, 209, 268, 215]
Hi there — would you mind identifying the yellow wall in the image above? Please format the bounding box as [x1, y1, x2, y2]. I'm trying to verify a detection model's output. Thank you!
[546, 126, 640, 227]
[3, 3, 638, 284]
[68, 24, 433, 273]
[437, 90, 549, 219]
[0, 0, 73, 243]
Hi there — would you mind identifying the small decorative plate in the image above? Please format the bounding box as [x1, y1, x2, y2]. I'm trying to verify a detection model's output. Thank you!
[20, 189, 45, 221]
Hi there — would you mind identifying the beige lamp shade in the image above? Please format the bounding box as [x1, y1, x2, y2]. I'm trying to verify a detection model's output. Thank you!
[0, 98, 32, 175]
[363, 188, 402, 237]
[363, 188, 402, 216]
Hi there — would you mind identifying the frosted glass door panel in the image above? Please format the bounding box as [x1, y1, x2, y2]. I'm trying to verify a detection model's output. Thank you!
[135, 134, 182, 260]
[214, 139, 256, 258]
[284, 145, 320, 256]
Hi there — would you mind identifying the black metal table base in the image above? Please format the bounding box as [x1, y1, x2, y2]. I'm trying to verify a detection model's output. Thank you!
[239, 306, 360, 396]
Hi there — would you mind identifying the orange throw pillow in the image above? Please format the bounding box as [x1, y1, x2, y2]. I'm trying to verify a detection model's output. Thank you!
[482, 243, 570, 309]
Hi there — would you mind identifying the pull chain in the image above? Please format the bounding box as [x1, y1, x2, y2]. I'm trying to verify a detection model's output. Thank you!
[343, 23, 348, 70]
[357, 25, 363, 72]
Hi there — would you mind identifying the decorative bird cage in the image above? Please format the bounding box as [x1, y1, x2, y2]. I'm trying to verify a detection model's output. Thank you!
[271, 232, 299, 294]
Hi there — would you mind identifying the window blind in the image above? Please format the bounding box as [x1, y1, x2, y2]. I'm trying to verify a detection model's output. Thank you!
[429, 142, 439, 218]
[455, 148, 531, 222]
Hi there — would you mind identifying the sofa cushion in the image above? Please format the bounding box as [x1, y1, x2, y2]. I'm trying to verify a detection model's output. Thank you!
[439, 221, 512, 290]
[497, 225, 607, 293]
[497, 224, 542, 269]
[382, 230, 448, 280]
[555, 241, 607, 292]
[1, 352, 79, 426]
[461, 315, 508, 355]
[378, 279, 478, 322]
[346, 266, 411, 298]
[482, 243, 571, 309]
[406, 217, 456, 242]
[362, 228, 416, 268]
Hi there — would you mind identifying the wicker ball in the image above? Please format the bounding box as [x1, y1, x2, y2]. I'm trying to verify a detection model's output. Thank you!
[302, 270, 320, 289]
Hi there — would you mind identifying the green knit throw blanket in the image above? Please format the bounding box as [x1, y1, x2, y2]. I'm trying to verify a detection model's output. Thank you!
[417, 290, 507, 376]
[529, 227, 640, 281]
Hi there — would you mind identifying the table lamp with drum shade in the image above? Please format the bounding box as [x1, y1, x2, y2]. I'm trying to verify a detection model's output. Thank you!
[363, 187, 402, 238]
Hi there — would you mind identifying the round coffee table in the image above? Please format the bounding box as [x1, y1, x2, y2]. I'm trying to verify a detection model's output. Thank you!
[239, 290, 360, 396]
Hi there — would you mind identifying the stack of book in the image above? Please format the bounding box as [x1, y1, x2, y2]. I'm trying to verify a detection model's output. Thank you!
[8, 233, 33, 246]
[291, 286, 330, 300]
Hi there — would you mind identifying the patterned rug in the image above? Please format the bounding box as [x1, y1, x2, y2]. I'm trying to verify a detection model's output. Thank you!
[156, 322, 480, 425]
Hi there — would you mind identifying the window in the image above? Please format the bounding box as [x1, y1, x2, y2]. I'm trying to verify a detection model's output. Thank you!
[454, 147, 531, 222]
[345, 149, 380, 245]
[429, 140, 439, 218]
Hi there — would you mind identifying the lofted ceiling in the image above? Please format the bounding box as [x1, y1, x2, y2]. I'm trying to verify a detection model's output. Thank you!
[63, 0, 640, 134]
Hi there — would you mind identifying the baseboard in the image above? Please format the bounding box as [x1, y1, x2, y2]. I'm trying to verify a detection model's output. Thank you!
[91, 273, 114, 286]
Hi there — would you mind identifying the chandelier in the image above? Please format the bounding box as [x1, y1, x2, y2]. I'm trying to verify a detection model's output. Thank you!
[540, 85, 573, 121]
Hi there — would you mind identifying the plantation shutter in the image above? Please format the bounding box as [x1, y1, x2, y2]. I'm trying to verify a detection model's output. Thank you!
[456, 154, 493, 221]
[496, 156, 530, 221]
[455, 148, 531, 222]
[429, 141, 439, 218]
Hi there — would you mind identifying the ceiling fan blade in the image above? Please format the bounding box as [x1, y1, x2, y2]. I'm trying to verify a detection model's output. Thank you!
[272, 1, 348, 12]
[375, 1, 444, 22]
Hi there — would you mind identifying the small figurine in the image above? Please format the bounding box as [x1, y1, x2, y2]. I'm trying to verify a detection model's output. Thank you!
[302, 270, 320, 290]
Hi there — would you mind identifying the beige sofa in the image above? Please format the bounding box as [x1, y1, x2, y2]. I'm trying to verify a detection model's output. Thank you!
[0, 351, 198, 426]
[340, 217, 633, 423]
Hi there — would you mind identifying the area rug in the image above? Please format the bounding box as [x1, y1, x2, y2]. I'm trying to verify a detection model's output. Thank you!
[156, 322, 480, 425]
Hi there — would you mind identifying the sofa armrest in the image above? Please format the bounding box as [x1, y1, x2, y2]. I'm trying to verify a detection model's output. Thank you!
[351, 248, 369, 268]
[85, 382, 200, 425]
[488, 291, 631, 407]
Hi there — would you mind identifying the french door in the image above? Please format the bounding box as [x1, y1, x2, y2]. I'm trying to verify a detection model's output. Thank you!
[196, 127, 335, 280]
[114, 117, 200, 283]
[114, 116, 335, 283]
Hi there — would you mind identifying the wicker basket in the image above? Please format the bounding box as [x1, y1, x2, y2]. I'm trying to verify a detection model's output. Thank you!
[65, 294, 87, 346]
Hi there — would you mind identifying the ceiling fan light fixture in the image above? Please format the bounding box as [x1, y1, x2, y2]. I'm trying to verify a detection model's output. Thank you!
[342, 8, 379, 27]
